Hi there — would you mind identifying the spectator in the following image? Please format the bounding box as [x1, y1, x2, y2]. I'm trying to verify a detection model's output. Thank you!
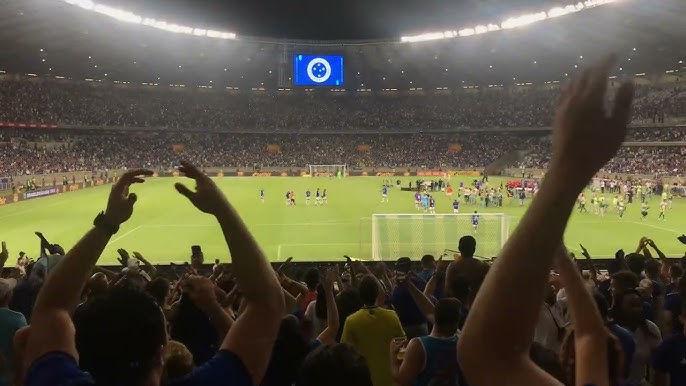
[610, 289, 662, 386]
[652, 298, 686, 386]
[0, 276, 27, 386]
[390, 257, 429, 338]
[21, 164, 285, 386]
[341, 275, 404, 386]
[390, 297, 465, 386]
[297, 343, 373, 386]
[417, 255, 436, 282]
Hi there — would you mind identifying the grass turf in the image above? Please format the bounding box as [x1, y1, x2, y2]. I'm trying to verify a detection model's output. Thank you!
[1, 176, 684, 265]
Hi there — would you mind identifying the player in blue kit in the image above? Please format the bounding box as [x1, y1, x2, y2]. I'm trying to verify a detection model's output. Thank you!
[414, 192, 421, 210]
[472, 211, 480, 232]
[421, 193, 429, 213]
[260, 188, 265, 203]
[315, 188, 321, 206]
[322, 189, 328, 204]
[453, 199, 459, 213]
[305, 189, 311, 206]
[381, 186, 389, 203]
[429, 196, 436, 214]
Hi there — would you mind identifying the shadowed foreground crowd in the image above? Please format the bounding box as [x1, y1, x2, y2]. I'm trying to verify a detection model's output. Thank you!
[2, 58, 686, 386]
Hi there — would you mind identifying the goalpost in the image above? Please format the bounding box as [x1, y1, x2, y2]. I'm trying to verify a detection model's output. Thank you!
[371, 213, 509, 261]
[308, 164, 347, 177]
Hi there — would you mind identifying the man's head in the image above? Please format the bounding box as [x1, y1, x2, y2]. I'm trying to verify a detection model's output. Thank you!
[395, 257, 412, 274]
[75, 287, 167, 385]
[298, 343, 373, 386]
[0, 278, 17, 307]
[420, 255, 436, 270]
[146, 277, 171, 307]
[669, 264, 683, 282]
[644, 258, 659, 279]
[458, 236, 476, 259]
[624, 253, 645, 276]
[434, 297, 462, 335]
[610, 271, 640, 296]
[85, 273, 109, 300]
[358, 275, 379, 307]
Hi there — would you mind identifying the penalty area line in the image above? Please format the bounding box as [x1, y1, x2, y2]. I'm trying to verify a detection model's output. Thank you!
[107, 225, 142, 246]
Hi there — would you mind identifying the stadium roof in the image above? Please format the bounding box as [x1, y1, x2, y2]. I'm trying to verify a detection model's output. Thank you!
[0, 0, 683, 88]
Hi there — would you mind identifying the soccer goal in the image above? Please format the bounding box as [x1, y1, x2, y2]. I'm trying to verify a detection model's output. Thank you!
[308, 164, 347, 177]
[371, 213, 509, 261]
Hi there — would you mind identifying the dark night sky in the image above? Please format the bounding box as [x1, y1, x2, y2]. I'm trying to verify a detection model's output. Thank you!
[102, 0, 557, 40]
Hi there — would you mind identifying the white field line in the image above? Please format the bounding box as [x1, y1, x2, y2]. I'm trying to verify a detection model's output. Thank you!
[629, 221, 681, 234]
[107, 225, 142, 246]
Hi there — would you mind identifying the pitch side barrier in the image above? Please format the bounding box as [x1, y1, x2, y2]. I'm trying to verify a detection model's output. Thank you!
[0, 169, 482, 207]
[0, 179, 109, 207]
[166, 170, 483, 178]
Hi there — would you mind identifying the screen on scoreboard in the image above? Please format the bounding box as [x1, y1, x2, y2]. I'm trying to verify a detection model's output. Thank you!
[293, 55, 344, 86]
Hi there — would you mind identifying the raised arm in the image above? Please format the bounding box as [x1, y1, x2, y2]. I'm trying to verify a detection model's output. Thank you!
[457, 56, 634, 386]
[132, 251, 158, 278]
[316, 268, 340, 345]
[579, 244, 598, 284]
[25, 169, 153, 366]
[557, 247, 610, 386]
[175, 161, 284, 385]
[185, 275, 235, 338]
[406, 278, 436, 324]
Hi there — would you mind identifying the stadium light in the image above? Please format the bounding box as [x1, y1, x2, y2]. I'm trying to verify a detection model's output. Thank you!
[401, 0, 619, 43]
[61, 0, 237, 39]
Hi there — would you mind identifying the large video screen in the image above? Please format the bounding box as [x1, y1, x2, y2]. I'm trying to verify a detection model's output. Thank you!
[293, 55, 344, 86]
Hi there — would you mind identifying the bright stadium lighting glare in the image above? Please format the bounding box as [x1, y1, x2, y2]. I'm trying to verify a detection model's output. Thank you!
[401, 0, 619, 43]
[61, 0, 236, 39]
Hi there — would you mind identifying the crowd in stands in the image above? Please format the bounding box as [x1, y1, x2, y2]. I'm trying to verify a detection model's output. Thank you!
[2, 62, 686, 386]
[1, 127, 685, 178]
[0, 80, 683, 131]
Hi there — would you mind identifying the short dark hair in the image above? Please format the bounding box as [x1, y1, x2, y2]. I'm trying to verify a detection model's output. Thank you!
[644, 259, 659, 277]
[421, 255, 435, 266]
[298, 343, 373, 386]
[611, 271, 640, 293]
[670, 264, 683, 280]
[625, 253, 646, 276]
[458, 236, 476, 258]
[358, 275, 379, 306]
[434, 297, 461, 327]
[146, 277, 171, 307]
[607, 259, 625, 275]
[592, 291, 609, 320]
[75, 287, 166, 384]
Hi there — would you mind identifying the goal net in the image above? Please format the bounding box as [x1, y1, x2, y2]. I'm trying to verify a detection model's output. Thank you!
[308, 164, 347, 177]
[371, 213, 509, 261]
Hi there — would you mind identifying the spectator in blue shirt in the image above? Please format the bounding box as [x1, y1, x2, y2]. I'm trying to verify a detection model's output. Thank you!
[21, 163, 285, 386]
[391, 257, 428, 338]
[0, 277, 27, 386]
[652, 298, 686, 386]
[417, 255, 436, 283]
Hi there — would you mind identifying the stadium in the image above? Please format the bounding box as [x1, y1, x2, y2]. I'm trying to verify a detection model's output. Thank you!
[0, 0, 685, 385]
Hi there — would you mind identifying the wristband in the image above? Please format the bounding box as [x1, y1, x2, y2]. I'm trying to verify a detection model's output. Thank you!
[93, 211, 120, 235]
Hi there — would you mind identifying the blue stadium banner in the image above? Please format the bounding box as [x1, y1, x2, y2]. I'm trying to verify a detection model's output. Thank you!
[293, 55, 344, 86]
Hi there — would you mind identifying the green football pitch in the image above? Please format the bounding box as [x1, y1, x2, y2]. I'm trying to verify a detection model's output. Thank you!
[0, 176, 684, 265]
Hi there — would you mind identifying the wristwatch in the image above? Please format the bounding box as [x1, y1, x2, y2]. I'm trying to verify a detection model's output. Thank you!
[93, 211, 120, 235]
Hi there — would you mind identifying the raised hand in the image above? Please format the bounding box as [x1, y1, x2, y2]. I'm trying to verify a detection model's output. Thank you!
[324, 267, 338, 289]
[183, 275, 218, 312]
[551, 55, 634, 188]
[105, 169, 154, 225]
[116, 248, 130, 267]
[0, 241, 8, 267]
[175, 161, 229, 216]
[579, 244, 591, 258]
